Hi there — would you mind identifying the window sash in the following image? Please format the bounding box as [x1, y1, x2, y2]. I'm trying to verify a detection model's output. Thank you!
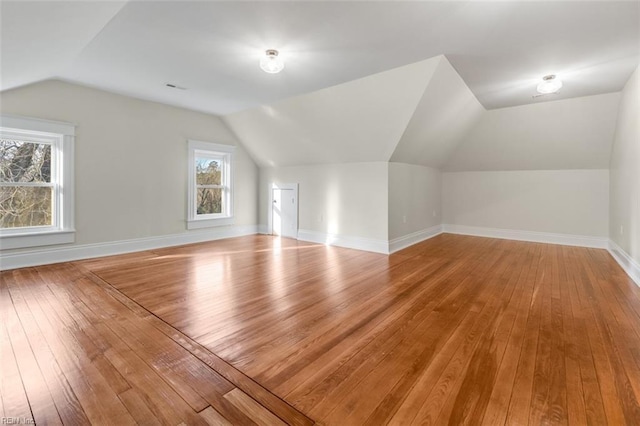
[196, 184, 225, 189]
[0, 115, 75, 248]
[0, 131, 56, 145]
[0, 140, 56, 185]
[0, 186, 58, 231]
[194, 187, 228, 217]
[193, 152, 230, 218]
[195, 154, 225, 183]
[0, 182, 55, 188]
[0, 132, 62, 232]
[187, 140, 234, 228]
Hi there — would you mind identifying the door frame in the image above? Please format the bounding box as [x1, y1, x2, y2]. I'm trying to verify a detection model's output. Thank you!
[267, 182, 299, 237]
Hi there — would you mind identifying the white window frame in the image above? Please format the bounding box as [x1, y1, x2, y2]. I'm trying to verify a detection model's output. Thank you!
[0, 115, 75, 249]
[187, 140, 235, 229]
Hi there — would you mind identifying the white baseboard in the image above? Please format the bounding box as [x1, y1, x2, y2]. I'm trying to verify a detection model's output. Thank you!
[389, 225, 443, 253]
[297, 229, 389, 254]
[608, 240, 640, 286]
[0, 225, 259, 271]
[257, 224, 269, 235]
[442, 224, 608, 249]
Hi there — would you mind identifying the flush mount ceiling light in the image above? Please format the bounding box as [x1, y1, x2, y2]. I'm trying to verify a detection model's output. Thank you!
[260, 49, 284, 74]
[536, 74, 563, 94]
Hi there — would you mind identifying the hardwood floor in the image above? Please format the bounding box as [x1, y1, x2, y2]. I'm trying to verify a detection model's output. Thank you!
[2, 233, 640, 425]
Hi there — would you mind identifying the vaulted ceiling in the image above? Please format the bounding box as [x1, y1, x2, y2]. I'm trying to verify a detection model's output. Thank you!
[1, 1, 637, 172]
[446, 92, 621, 171]
[223, 57, 440, 167]
[223, 55, 622, 170]
[390, 57, 485, 168]
[2, 1, 638, 115]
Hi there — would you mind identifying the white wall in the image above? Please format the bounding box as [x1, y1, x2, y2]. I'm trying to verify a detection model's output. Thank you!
[388, 163, 441, 240]
[0, 80, 258, 252]
[260, 163, 388, 241]
[390, 56, 484, 168]
[443, 170, 610, 238]
[445, 93, 621, 171]
[224, 58, 438, 167]
[610, 66, 640, 264]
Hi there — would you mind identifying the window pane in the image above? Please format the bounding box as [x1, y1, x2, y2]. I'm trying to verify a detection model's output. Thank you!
[197, 188, 222, 215]
[0, 139, 51, 183]
[196, 158, 221, 185]
[0, 186, 52, 228]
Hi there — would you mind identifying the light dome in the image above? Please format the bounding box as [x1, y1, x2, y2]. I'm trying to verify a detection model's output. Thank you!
[537, 74, 562, 94]
[260, 50, 284, 74]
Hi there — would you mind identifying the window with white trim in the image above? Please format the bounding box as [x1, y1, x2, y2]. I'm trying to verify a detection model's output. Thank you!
[187, 140, 234, 229]
[0, 115, 75, 249]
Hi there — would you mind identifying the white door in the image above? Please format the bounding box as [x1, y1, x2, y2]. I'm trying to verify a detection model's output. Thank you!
[272, 188, 297, 238]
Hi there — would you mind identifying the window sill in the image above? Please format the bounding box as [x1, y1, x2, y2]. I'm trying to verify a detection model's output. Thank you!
[0, 230, 75, 250]
[187, 217, 235, 230]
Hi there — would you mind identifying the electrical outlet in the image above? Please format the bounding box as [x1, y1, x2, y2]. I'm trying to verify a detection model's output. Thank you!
[402, 215, 407, 223]
[433, 210, 437, 217]
[318, 214, 323, 223]
[620, 225, 624, 235]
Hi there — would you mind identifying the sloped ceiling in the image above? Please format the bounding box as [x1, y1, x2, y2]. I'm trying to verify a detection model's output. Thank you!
[1, 0, 630, 174]
[390, 56, 485, 168]
[444, 92, 621, 171]
[223, 57, 440, 167]
[226, 54, 623, 171]
[0, 1, 127, 90]
[1, 1, 637, 113]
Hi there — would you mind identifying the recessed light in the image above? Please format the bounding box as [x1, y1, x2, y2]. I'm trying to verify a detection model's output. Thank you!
[260, 49, 284, 74]
[536, 75, 562, 94]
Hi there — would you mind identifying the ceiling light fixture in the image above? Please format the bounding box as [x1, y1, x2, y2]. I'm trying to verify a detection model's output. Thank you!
[260, 49, 284, 74]
[536, 74, 562, 94]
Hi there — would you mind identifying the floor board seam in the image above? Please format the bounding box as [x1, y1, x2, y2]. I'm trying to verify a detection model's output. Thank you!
[73, 262, 316, 426]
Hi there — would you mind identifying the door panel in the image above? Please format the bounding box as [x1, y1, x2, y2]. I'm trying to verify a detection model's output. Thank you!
[272, 188, 297, 238]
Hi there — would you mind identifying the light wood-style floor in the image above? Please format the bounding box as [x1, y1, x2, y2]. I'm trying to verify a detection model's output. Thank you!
[2, 234, 640, 425]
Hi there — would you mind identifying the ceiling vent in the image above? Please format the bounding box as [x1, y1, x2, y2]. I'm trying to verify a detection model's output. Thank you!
[165, 83, 187, 90]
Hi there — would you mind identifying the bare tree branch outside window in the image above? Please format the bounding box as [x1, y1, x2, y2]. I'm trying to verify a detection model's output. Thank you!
[195, 158, 222, 215]
[0, 139, 53, 228]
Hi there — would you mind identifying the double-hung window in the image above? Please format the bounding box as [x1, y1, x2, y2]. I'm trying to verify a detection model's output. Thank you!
[187, 140, 234, 229]
[0, 115, 75, 249]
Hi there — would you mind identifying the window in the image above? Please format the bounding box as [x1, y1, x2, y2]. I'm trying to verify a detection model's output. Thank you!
[0, 115, 75, 249]
[187, 140, 234, 229]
